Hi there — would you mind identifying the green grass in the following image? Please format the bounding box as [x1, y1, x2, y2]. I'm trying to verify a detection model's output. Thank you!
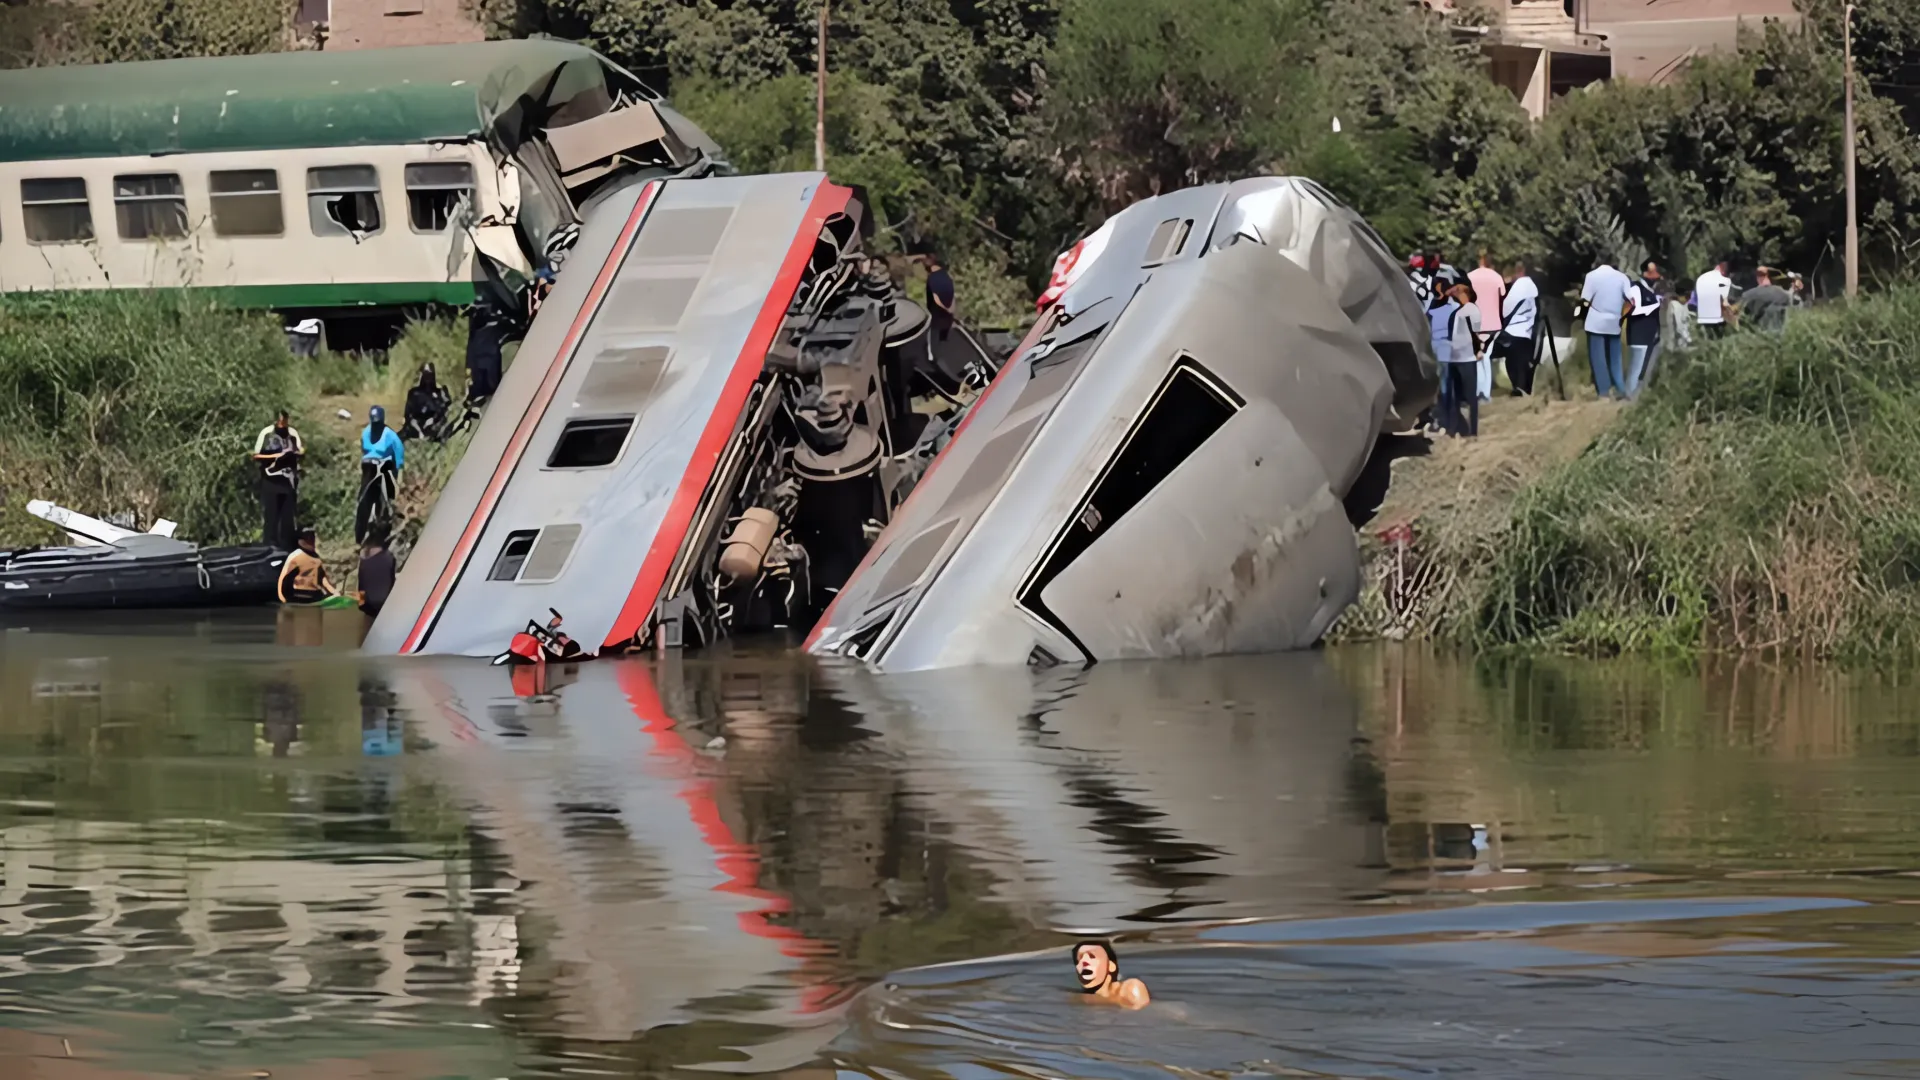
[1472, 288, 1920, 661]
[0, 291, 470, 563]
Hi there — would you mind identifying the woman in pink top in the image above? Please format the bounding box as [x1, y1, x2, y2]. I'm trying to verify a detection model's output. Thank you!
[1467, 254, 1505, 401]
[1468, 253, 1506, 333]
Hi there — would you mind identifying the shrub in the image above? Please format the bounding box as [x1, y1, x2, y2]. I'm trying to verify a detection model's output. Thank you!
[0, 291, 298, 545]
[1475, 288, 1920, 660]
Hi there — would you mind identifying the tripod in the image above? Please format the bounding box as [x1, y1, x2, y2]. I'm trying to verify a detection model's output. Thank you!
[1532, 325, 1568, 400]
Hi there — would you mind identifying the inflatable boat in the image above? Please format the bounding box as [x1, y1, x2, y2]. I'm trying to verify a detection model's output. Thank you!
[0, 535, 285, 611]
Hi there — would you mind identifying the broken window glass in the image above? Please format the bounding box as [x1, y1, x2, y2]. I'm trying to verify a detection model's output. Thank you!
[404, 161, 473, 233]
[306, 165, 383, 239]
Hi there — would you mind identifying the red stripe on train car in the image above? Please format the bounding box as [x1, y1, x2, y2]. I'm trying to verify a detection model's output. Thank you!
[399, 181, 663, 655]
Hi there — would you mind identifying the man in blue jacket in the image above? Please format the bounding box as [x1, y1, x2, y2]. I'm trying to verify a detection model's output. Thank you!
[361, 405, 404, 489]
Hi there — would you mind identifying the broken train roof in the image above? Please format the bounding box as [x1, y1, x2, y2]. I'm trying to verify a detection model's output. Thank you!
[0, 38, 645, 163]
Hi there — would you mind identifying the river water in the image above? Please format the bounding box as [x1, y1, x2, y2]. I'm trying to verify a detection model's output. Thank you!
[2, 613, 1917, 1078]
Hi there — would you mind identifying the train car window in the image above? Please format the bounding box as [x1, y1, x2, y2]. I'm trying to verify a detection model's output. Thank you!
[306, 165, 384, 238]
[21, 178, 93, 243]
[113, 174, 187, 240]
[209, 169, 284, 237]
[404, 162, 474, 233]
[487, 530, 539, 581]
[547, 417, 635, 468]
[1141, 217, 1192, 266]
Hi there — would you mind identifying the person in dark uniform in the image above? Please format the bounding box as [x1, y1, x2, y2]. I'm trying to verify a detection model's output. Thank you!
[465, 294, 509, 405]
[924, 252, 955, 342]
[919, 251, 959, 392]
[356, 527, 396, 617]
[251, 410, 303, 551]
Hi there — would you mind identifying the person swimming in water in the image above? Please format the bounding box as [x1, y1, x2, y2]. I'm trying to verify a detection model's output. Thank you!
[1073, 940, 1149, 1008]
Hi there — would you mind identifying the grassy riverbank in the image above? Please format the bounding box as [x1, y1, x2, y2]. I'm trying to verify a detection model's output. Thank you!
[1346, 286, 1920, 661]
[0, 292, 470, 560]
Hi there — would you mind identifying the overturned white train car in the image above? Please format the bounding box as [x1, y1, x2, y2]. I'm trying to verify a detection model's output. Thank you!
[808, 177, 1438, 670]
[367, 175, 1436, 666]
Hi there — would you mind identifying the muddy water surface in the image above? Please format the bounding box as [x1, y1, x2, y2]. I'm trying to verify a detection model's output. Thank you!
[0, 614, 1916, 1078]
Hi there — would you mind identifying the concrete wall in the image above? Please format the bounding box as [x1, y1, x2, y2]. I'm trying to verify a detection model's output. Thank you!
[1587, 0, 1797, 20]
[326, 0, 486, 51]
[1588, 0, 1800, 82]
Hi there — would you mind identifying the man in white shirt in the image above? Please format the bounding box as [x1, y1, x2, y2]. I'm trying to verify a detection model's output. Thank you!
[1580, 257, 1635, 400]
[1693, 257, 1735, 339]
[1495, 258, 1540, 396]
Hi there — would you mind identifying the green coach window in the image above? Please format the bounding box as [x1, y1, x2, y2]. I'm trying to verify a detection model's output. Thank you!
[21, 178, 94, 243]
[307, 165, 384, 239]
[404, 162, 474, 233]
[113, 173, 189, 241]
[210, 169, 284, 237]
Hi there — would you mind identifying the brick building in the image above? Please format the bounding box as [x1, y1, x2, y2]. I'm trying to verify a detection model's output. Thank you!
[296, 0, 487, 52]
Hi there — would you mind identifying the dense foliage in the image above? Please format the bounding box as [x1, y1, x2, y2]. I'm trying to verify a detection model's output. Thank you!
[476, 0, 1920, 307]
[6, 0, 1919, 305]
[0, 293, 469, 551]
[1475, 286, 1920, 660]
[0, 0, 299, 67]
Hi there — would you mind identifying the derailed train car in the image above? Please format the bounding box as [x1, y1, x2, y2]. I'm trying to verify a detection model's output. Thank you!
[365, 173, 946, 657]
[807, 177, 1439, 670]
[368, 175, 1435, 665]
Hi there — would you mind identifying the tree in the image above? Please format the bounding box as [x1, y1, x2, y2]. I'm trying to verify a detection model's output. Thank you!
[0, 0, 294, 68]
[1799, 0, 1920, 130]
[92, 0, 295, 62]
[1453, 20, 1920, 289]
[1037, 0, 1522, 256]
[1040, 0, 1324, 211]
[475, 0, 1060, 320]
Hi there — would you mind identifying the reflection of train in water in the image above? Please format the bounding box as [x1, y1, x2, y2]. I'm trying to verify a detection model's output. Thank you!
[0, 39, 717, 341]
[2, 621, 1392, 1070]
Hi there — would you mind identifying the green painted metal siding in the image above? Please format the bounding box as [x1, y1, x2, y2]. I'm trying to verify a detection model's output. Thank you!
[4, 282, 477, 310]
[0, 39, 612, 164]
[212, 281, 479, 309]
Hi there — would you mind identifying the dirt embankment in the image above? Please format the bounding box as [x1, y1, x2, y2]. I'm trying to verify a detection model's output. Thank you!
[1335, 393, 1622, 643]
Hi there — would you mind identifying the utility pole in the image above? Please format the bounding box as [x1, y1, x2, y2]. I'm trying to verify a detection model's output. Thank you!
[815, 1, 828, 173]
[1844, 1, 1859, 299]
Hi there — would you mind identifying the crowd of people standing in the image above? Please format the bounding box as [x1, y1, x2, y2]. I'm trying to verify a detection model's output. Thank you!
[1409, 248, 1806, 435]
[1409, 251, 1542, 438]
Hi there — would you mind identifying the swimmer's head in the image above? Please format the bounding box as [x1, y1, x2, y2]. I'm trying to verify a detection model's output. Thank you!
[1072, 940, 1118, 993]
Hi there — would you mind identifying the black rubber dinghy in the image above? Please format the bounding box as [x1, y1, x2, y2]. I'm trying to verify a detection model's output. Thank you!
[0, 537, 284, 610]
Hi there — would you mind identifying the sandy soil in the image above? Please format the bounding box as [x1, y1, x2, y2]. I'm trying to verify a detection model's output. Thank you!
[1371, 391, 1622, 539]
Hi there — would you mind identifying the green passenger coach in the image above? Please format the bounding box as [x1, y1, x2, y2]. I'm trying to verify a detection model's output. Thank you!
[0, 38, 719, 338]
